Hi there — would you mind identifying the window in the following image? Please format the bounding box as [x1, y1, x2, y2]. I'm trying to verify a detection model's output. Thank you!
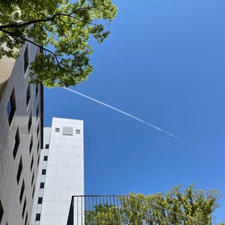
[22, 198, 26, 218]
[35, 213, 41, 221]
[17, 157, 23, 184]
[25, 213, 28, 225]
[45, 144, 49, 149]
[19, 180, 25, 203]
[31, 172, 34, 186]
[42, 169, 46, 175]
[29, 137, 33, 154]
[40, 182, 44, 189]
[7, 89, 16, 126]
[26, 84, 31, 107]
[76, 129, 80, 134]
[32, 186, 35, 199]
[37, 154, 40, 166]
[0, 200, 4, 224]
[28, 114, 32, 132]
[36, 84, 39, 98]
[24, 46, 29, 74]
[37, 142, 40, 154]
[55, 127, 60, 132]
[13, 128, 20, 159]
[37, 124, 39, 137]
[38, 197, 43, 204]
[30, 156, 34, 171]
[63, 126, 73, 136]
[36, 105, 39, 119]
[44, 156, 48, 161]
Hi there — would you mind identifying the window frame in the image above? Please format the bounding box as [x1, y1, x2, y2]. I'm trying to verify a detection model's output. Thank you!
[35, 213, 41, 221]
[7, 89, 16, 126]
[16, 157, 23, 184]
[13, 128, 20, 159]
[24, 46, 29, 75]
[19, 180, 25, 203]
[40, 182, 44, 189]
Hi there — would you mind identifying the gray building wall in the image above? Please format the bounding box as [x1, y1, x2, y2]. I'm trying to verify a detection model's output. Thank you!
[31, 118, 84, 225]
[0, 43, 43, 225]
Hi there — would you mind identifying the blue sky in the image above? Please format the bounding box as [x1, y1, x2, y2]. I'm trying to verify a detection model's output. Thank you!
[44, 0, 225, 222]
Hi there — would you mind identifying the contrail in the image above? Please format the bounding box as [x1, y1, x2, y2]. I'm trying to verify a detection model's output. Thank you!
[63, 87, 184, 142]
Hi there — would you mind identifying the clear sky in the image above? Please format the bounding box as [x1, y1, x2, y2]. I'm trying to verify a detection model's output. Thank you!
[44, 0, 225, 222]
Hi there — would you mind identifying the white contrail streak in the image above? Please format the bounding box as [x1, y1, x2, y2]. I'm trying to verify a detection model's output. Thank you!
[63, 87, 184, 142]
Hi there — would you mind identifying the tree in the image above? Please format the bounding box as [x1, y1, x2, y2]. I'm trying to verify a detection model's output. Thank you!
[131, 184, 221, 224]
[84, 185, 221, 224]
[0, 0, 117, 87]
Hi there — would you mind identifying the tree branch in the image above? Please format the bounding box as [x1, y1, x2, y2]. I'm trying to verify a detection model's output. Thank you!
[0, 28, 62, 66]
[0, 7, 96, 30]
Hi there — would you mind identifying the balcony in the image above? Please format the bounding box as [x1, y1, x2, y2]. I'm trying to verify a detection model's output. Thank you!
[67, 195, 204, 225]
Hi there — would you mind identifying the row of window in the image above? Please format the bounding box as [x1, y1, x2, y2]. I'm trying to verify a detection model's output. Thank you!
[13, 127, 40, 160]
[35, 154, 49, 222]
[0, 195, 28, 225]
[55, 127, 80, 136]
[7, 86, 40, 127]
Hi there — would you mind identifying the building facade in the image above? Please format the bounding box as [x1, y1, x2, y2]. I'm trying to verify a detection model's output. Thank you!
[0, 43, 43, 225]
[31, 117, 84, 225]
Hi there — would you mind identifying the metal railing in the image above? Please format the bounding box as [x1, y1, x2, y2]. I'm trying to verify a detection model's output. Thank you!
[67, 195, 205, 225]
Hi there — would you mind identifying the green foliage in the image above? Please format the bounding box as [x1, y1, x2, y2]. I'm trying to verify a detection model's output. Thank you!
[0, 0, 117, 87]
[132, 184, 221, 224]
[84, 185, 221, 224]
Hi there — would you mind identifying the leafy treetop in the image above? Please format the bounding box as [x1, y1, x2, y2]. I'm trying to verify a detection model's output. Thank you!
[0, 0, 117, 87]
[84, 184, 222, 224]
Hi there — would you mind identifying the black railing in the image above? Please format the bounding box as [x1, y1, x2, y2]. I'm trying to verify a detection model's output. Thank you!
[67, 195, 205, 225]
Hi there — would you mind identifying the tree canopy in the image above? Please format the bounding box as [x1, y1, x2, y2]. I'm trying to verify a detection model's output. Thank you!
[84, 184, 222, 224]
[0, 0, 117, 87]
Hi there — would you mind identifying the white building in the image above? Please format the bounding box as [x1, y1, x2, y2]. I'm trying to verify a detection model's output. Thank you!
[30, 117, 84, 225]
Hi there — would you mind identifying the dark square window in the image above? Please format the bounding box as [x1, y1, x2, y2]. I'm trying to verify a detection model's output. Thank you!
[31, 172, 34, 186]
[42, 169, 46, 175]
[13, 128, 20, 159]
[55, 128, 60, 132]
[76, 129, 80, 134]
[45, 144, 49, 149]
[7, 89, 16, 126]
[17, 157, 23, 184]
[44, 156, 48, 161]
[28, 114, 32, 132]
[0, 200, 4, 224]
[40, 182, 44, 189]
[19, 180, 25, 203]
[26, 84, 31, 107]
[30, 156, 34, 171]
[24, 46, 29, 74]
[38, 197, 43, 204]
[22, 198, 26, 218]
[35, 213, 41, 221]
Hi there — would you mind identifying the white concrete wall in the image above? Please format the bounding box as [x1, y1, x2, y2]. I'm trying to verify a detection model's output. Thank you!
[30, 128, 51, 225]
[31, 117, 84, 225]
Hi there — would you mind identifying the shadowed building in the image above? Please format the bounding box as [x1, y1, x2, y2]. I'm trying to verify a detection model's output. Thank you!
[0, 43, 43, 225]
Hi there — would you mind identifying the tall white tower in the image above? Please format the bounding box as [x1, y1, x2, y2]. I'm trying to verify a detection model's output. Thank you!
[31, 117, 84, 225]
